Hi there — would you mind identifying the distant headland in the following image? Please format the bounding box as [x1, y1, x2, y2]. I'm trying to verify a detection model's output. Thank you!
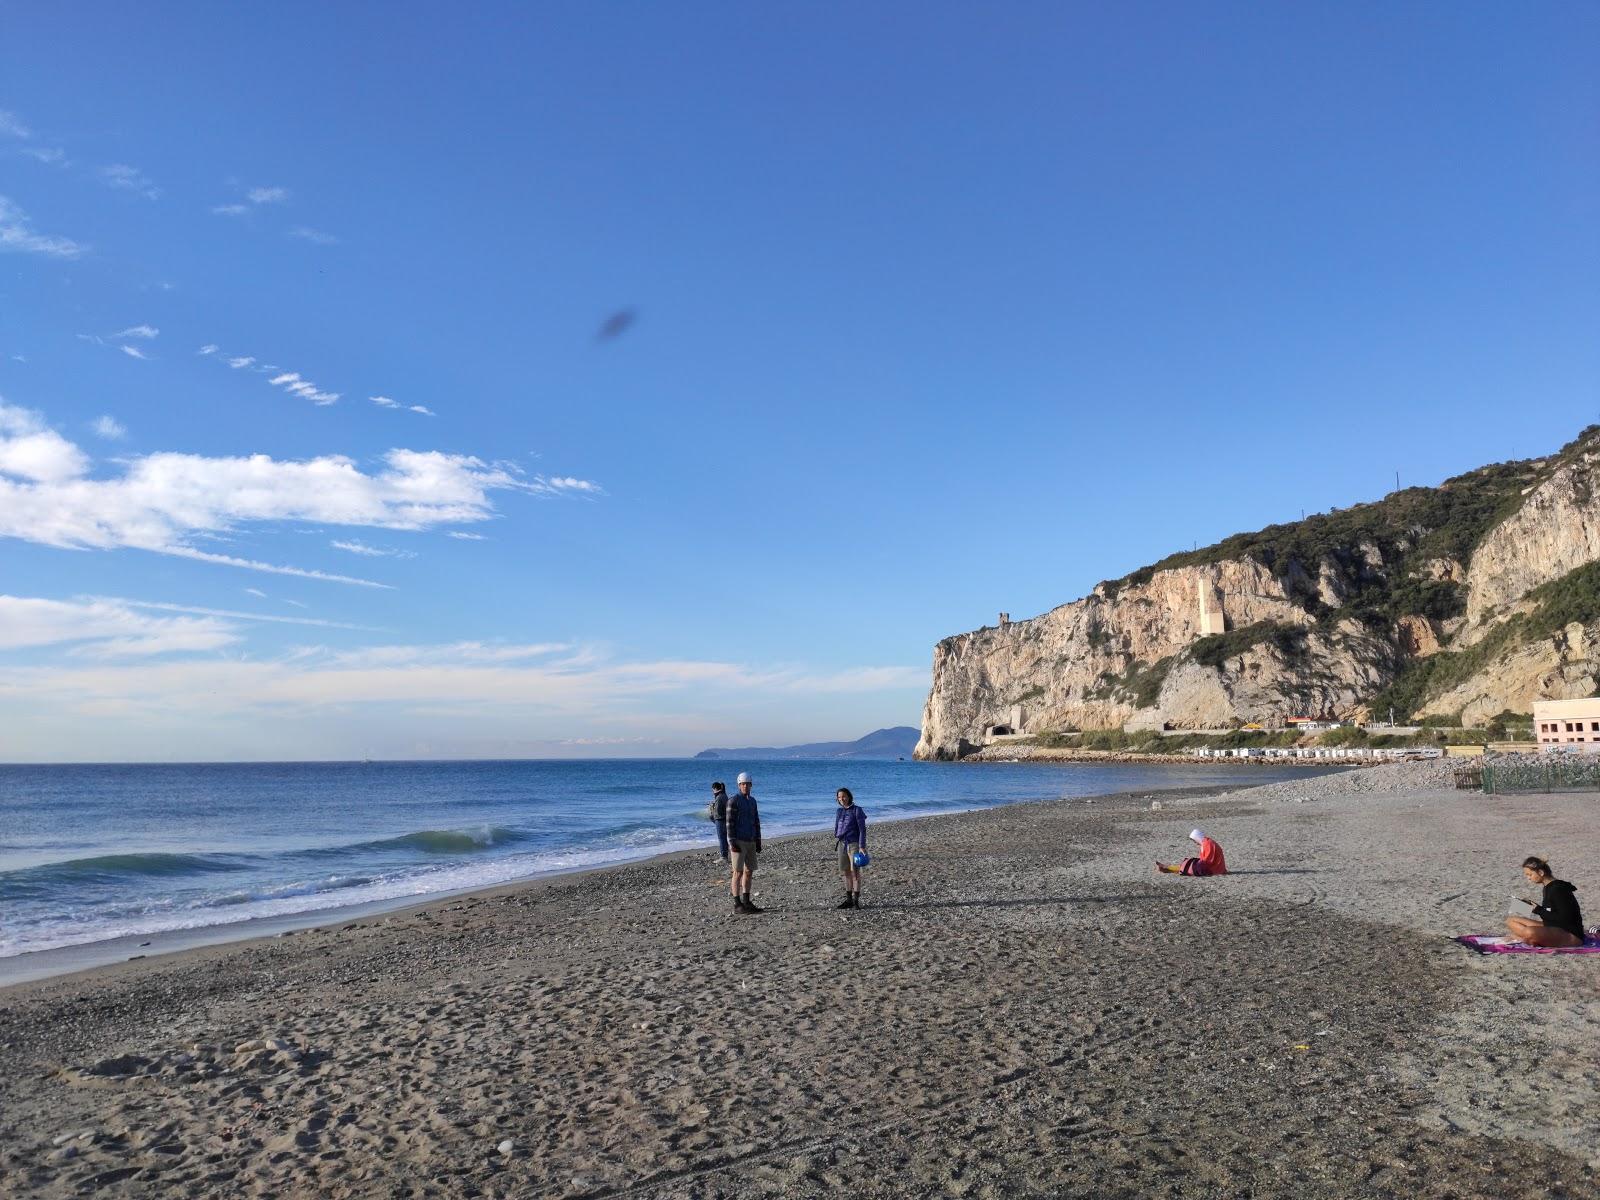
[693, 727, 919, 760]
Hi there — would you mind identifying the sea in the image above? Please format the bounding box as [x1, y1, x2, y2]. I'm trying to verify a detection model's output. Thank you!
[0, 758, 1324, 969]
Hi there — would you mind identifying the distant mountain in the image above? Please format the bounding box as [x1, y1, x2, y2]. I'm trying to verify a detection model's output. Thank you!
[693, 726, 920, 760]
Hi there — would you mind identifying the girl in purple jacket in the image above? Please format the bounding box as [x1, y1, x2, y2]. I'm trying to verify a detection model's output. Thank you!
[834, 788, 868, 909]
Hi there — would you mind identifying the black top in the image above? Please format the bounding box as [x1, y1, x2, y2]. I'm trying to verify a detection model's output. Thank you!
[1534, 879, 1584, 939]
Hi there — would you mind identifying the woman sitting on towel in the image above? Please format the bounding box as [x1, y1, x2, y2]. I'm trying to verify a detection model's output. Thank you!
[1156, 829, 1227, 877]
[1506, 856, 1584, 948]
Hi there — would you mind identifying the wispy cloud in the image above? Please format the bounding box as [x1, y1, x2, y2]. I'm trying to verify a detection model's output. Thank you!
[0, 645, 924, 729]
[248, 186, 290, 204]
[532, 475, 603, 496]
[119, 345, 149, 361]
[0, 400, 592, 585]
[211, 203, 249, 217]
[197, 344, 219, 356]
[115, 598, 375, 632]
[288, 225, 338, 245]
[0, 594, 236, 658]
[330, 538, 416, 559]
[0, 195, 87, 258]
[369, 395, 436, 417]
[23, 146, 68, 167]
[228, 356, 255, 370]
[116, 324, 159, 339]
[100, 163, 160, 200]
[244, 587, 267, 598]
[0, 111, 32, 139]
[268, 371, 339, 406]
[447, 531, 487, 541]
[91, 416, 127, 440]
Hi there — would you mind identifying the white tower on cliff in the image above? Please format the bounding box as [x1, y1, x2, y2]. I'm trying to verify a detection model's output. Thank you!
[1197, 580, 1226, 636]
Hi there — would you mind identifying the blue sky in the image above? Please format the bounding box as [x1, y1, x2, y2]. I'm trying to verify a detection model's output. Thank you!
[1, 3, 1596, 761]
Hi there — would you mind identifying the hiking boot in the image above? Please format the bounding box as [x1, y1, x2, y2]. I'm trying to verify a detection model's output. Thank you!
[851, 892, 862, 909]
[836, 895, 854, 909]
[742, 894, 765, 914]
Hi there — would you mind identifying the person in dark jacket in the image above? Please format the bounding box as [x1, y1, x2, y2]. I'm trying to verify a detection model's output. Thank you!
[833, 787, 868, 909]
[708, 781, 737, 906]
[1506, 856, 1585, 948]
[726, 772, 764, 913]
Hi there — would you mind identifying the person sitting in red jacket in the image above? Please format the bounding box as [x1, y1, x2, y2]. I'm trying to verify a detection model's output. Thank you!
[1156, 828, 1227, 877]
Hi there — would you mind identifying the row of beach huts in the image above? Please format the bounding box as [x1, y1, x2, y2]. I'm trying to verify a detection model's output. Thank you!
[1192, 746, 1444, 761]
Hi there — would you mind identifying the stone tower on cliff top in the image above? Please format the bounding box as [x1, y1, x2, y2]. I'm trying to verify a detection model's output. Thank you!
[1197, 580, 1226, 636]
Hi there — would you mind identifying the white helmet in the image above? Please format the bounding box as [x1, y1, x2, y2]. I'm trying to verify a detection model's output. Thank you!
[736, 772, 753, 784]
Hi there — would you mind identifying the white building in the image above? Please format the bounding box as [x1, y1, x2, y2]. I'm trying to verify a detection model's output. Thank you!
[1534, 698, 1600, 753]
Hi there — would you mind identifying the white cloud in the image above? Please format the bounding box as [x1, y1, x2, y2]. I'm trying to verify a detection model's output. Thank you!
[91, 416, 127, 440]
[248, 186, 290, 204]
[288, 226, 338, 245]
[119, 345, 149, 360]
[370, 396, 399, 408]
[447, 531, 487, 541]
[0, 111, 32, 138]
[283, 598, 309, 609]
[408, 405, 435, 416]
[0, 403, 90, 482]
[533, 475, 603, 495]
[244, 587, 267, 598]
[101, 163, 160, 200]
[23, 147, 68, 167]
[212, 204, 249, 217]
[228, 356, 255, 369]
[116, 324, 159, 339]
[269, 371, 338, 406]
[0, 595, 236, 658]
[330, 538, 416, 559]
[0, 401, 591, 585]
[198, 344, 219, 356]
[0, 195, 87, 258]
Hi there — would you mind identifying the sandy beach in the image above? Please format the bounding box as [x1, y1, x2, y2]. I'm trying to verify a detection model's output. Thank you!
[2, 763, 1596, 1199]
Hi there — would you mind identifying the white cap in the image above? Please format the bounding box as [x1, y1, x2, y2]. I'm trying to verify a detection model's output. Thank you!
[736, 772, 753, 784]
[1189, 828, 1206, 844]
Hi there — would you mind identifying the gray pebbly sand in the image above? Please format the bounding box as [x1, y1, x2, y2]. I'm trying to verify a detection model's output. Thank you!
[1, 764, 1596, 1199]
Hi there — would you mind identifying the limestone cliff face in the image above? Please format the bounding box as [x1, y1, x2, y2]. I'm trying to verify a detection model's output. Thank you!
[916, 428, 1600, 759]
[1419, 622, 1600, 726]
[1463, 444, 1600, 630]
[915, 559, 1388, 759]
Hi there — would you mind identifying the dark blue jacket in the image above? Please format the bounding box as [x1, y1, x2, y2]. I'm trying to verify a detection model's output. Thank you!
[727, 791, 761, 844]
[834, 804, 867, 847]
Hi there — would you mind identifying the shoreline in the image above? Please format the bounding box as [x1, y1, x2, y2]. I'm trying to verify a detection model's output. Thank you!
[4, 760, 1593, 1199]
[0, 766, 1322, 990]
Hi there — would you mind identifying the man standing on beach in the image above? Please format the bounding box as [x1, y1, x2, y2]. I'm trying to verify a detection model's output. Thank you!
[726, 771, 764, 913]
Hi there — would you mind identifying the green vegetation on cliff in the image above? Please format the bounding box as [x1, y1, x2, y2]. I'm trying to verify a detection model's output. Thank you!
[1100, 427, 1600, 616]
[1367, 559, 1600, 720]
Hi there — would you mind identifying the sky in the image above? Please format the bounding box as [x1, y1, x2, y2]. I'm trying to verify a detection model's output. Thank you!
[1, 3, 1596, 762]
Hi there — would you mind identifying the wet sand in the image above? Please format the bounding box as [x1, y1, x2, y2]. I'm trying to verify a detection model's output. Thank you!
[1, 764, 1596, 1198]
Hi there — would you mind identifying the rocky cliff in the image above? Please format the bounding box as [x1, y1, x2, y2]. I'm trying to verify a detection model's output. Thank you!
[916, 427, 1600, 759]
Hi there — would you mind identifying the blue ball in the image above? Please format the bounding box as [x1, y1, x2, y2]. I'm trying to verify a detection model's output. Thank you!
[851, 850, 871, 868]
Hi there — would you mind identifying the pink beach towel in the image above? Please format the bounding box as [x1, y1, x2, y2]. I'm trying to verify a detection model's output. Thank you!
[1456, 932, 1600, 955]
